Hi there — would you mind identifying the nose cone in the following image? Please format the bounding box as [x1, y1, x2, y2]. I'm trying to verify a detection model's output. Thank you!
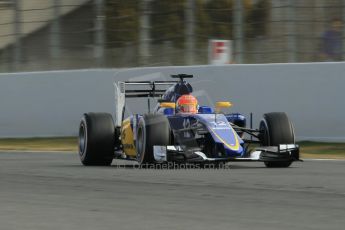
[204, 114, 244, 156]
[209, 126, 244, 157]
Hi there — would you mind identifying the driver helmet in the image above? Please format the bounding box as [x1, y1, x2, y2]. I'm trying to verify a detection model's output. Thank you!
[176, 94, 198, 114]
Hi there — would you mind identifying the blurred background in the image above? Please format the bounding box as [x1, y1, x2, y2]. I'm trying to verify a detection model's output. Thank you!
[0, 0, 344, 72]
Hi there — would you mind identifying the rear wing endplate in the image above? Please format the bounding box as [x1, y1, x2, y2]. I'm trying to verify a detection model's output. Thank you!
[113, 81, 177, 127]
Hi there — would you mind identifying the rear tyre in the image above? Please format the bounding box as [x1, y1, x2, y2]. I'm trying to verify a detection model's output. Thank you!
[78, 113, 115, 166]
[259, 112, 295, 168]
[136, 114, 171, 165]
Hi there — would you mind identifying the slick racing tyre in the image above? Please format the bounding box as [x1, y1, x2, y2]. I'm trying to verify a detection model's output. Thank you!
[259, 112, 295, 168]
[136, 114, 171, 165]
[78, 113, 115, 166]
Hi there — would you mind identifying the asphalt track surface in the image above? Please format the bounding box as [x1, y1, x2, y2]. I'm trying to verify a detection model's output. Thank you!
[0, 152, 344, 230]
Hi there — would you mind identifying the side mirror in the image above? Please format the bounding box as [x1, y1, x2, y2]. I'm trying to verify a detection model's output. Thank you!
[160, 102, 176, 109]
[215, 101, 232, 113]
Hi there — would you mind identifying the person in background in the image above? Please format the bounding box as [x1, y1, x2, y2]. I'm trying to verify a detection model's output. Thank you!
[320, 18, 343, 61]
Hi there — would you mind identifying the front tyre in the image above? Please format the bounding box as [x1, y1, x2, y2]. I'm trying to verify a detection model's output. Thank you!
[260, 112, 295, 168]
[78, 113, 115, 166]
[136, 114, 171, 165]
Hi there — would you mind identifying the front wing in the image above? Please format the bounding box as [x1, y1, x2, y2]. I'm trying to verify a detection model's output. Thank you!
[153, 144, 300, 163]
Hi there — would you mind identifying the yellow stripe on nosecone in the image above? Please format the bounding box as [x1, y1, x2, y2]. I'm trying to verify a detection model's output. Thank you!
[210, 127, 240, 151]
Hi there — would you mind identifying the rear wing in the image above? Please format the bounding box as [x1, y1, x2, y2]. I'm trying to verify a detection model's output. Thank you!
[113, 81, 178, 127]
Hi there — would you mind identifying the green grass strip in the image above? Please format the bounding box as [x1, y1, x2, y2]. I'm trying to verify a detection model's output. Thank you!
[0, 138, 344, 159]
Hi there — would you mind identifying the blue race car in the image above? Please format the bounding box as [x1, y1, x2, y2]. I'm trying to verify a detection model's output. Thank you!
[78, 74, 300, 167]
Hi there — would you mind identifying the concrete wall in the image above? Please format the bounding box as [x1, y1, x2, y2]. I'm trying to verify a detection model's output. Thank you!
[0, 0, 90, 49]
[0, 62, 345, 141]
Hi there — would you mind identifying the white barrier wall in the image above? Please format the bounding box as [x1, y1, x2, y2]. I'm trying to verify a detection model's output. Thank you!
[0, 62, 345, 141]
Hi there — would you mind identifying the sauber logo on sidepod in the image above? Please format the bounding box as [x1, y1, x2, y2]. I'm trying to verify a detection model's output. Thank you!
[182, 118, 192, 138]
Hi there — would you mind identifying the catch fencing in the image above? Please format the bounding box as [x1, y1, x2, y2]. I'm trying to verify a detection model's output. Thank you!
[1, 0, 345, 72]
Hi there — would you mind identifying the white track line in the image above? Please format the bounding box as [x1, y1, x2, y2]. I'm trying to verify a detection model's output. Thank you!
[303, 158, 345, 162]
[0, 150, 76, 154]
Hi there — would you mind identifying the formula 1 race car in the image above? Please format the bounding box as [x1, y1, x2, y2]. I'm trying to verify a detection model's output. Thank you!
[78, 74, 300, 168]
